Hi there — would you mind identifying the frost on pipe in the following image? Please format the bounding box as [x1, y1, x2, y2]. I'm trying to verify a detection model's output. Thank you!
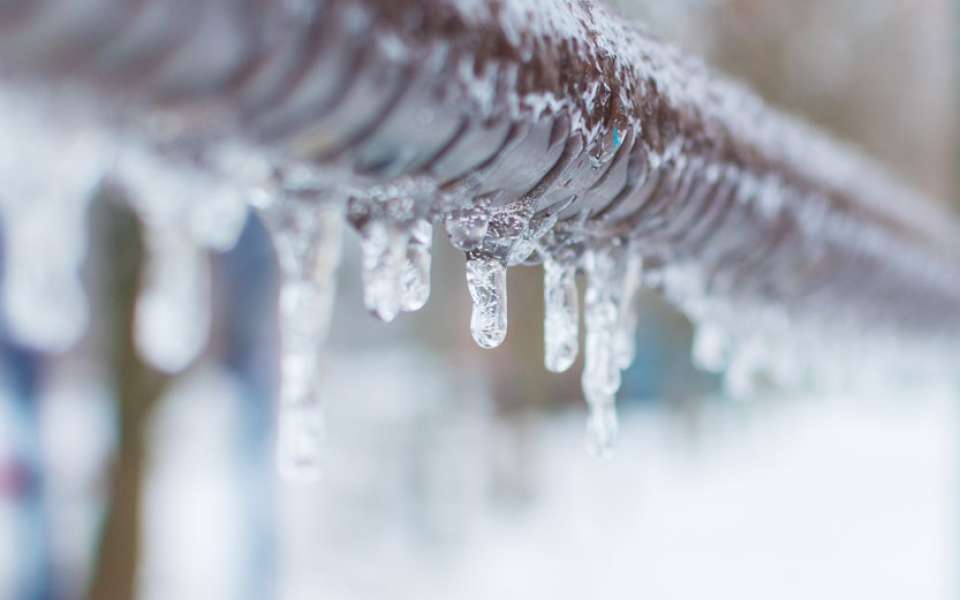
[2, 0, 960, 463]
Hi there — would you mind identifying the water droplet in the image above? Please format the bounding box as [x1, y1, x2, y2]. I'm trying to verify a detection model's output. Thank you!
[465, 255, 508, 349]
[543, 257, 579, 373]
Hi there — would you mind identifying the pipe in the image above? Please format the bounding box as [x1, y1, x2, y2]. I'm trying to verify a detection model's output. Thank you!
[1, 0, 958, 358]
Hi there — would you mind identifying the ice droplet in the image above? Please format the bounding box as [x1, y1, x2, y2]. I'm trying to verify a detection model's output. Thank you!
[360, 220, 408, 323]
[134, 228, 211, 373]
[260, 195, 343, 482]
[581, 247, 624, 456]
[466, 255, 508, 349]
[613, 253, 643, 370]
[543, 258, 579, 373]
[400, 218, 432, 312]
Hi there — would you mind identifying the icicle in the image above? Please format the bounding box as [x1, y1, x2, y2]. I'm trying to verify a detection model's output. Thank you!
[260, 195, 342, 482]
[400, 218, 432, 312]
[134, 228, 212, 373]
[613, 253, 643, 370]
[691, 321, 731, 373]
[723, 337, 765, 400]
[543, 258, 578, 373]
[359, 220, 407, 322]
[581, 247, 624, 458]
[585, 402, 619, 459]
[465, 255, 508, 349]
[188, 181, 250, 252]
[0, 88, 107, 351]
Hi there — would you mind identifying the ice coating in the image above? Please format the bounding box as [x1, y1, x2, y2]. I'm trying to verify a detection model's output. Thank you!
[259, 193, 343, 482]
[466, 256, 509, 349]
[543, 257, 579, 373]
[445, 205, 491, 252]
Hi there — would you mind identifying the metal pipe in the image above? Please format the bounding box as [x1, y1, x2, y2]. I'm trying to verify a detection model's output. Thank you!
[2, 0, 959, 349]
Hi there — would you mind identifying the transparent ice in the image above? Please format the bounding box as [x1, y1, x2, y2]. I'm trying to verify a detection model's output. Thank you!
[466, 256, 508, 349]
[543, 257, 579, 373]
[259, 194, 343, 482]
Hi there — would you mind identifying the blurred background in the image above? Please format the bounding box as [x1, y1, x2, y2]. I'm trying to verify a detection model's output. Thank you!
[1, 1, 958, 599]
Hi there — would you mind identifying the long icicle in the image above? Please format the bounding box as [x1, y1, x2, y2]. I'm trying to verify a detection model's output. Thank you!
[543, 257, 579, 373]
[581, 246, 626, 458]
[259, 193, 342, 482]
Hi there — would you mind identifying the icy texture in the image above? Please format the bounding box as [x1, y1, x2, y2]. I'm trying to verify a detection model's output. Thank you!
[581, 247, 625, 458]
[543, 258, 578, 373]
[445, 205, 490, 252]
[259, 194, 343, 482]
[466, 256, 508, 349]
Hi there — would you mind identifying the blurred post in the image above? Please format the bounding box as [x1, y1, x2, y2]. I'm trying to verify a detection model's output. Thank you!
[86, 190, 169, 600]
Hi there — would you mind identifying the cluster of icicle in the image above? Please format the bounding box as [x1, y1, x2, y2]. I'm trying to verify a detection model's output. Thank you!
[0, 84, 644, 474]
[1, 83, 954, 484]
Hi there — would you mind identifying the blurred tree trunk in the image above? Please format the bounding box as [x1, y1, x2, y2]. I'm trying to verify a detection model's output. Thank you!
[86, 190, 169, 600]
